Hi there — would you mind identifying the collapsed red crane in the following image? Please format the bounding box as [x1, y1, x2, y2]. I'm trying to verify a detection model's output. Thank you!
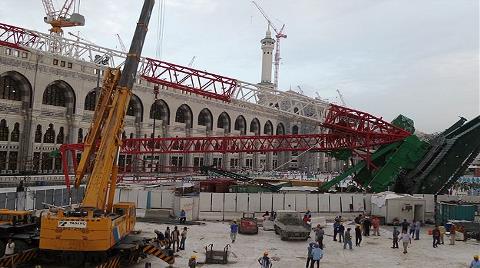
[0, 21, 411, 188]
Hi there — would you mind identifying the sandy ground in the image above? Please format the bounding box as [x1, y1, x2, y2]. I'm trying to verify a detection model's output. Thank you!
[132, 221, 479, 268]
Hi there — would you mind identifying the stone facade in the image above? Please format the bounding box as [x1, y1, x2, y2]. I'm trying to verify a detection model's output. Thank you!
[0, 45, 344, 175]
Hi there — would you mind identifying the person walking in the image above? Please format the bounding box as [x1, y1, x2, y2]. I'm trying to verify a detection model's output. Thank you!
[343, 228, 353, 250]
[314, 225, 325, 249]
[338, 223, 345, 243]
[470, 255, 480, 268]
[399, 229, 411, 254]
[230, 220, 239, 243]
[4, 239, 14, 257]
[171, 226, 180, 252]
[392, 227, 400, 249]
[258, 252, 273, 268]
[409, 220, 416, 237]
[310, 243, 323, 268]
[306, 242, 316, 268]
[432, 226, 440, 248]
[179, 209, 187, 224]
[355, 224, 362, 246]
[449, 224, 456, 245]
[372, 217, 380, 236]
[164, 226, 171, 249]
[414, 220, 421, 240]
[438, 225, 446, 245]
[179, 227, 187, 250]
[401, 219, 409, 233]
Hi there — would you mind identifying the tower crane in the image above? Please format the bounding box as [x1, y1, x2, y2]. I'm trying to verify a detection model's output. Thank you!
[41, 0, 85, 35]
[188, 56, 196, 67]
[336, 89, 347, 106]
[116, 33, 127, 52]
[252, 1, 287, 90]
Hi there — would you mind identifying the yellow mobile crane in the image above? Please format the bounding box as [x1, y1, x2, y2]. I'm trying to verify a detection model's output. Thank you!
[38, 0, 173, 266]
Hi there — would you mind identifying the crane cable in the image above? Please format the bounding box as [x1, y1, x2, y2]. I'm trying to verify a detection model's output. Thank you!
[155, 0, 166, 59]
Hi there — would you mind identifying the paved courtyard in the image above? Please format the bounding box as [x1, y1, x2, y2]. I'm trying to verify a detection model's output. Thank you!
[134, 221, 479, 268]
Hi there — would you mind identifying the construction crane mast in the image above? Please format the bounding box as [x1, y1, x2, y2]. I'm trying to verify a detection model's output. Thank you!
[41, 0, 85, 34]
[336, 89, 347, 106]
[38, 1, 165, 266]
[252, 1, 287, 90]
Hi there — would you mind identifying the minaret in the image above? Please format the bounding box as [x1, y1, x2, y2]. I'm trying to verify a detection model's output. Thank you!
[260, 24, 275, 85]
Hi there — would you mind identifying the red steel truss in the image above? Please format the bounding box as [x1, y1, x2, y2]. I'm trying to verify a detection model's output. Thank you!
[139, 57, 238, 102]
[0, 22, 38, 50]
[323, 104, 411, 137]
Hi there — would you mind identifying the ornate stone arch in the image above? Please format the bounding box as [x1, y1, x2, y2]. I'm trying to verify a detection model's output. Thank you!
[198, 108, 213, 130]
[250, 118, 261, 135]
[264, 120, 273, 135]
[43, 80, 76, 114]
[175, 104, 193, 128]
[0, 71, 33, 109]
[126, 94, 143, 123]
[217, 112, 231, 133]
[234, 115, 246, 135]
[150, 99, 170, 125]
[276, 123, 285, 135]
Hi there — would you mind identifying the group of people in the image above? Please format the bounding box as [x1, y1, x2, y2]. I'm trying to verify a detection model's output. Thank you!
[154, 225, 188, 253]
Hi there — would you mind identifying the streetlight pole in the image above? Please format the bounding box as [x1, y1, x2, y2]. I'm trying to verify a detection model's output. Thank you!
[151, 85, 159, 172]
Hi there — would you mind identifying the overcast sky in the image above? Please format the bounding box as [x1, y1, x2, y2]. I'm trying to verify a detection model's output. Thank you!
[1, 0, 478, 133]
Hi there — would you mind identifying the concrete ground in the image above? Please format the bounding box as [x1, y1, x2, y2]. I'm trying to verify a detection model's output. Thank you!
[133, 221, 479, 268]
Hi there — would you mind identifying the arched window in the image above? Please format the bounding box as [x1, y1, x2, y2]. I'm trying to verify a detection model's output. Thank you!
[43, 84, 66, 107]
[264, 120, 273, 135]
[234, 115, 246, 135]
[10, 123, 19, 142]
[34, 125, 42, 143]
[56, 127, 65, 144]
[276, 123, 285, 135]
[150, 99, 170, 125]
[293, 107, 299, 114]
[217, 112, 231, 133]
[0, 120, 8, 141]
[292, 125, 299, 135]
[84, 90, 97, 111]
[126, 94, 143, 122]
[77, 128, 83, 143]
[250, 118, 261, 135]
[43, 124, 55, 144]
[121, 131, 126, 140]
[129, 133, 134, 139]
[0, 76, 21, 101]
[175, 104, 193, 128]
[198, 108, 213, 130]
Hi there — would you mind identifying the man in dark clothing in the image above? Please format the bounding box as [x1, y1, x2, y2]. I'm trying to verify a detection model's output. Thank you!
[401, 219, 409, 233]
[432, 226, 440, 248]
[363, 217, 371, 236]
[354, 214, 362, 225]
[355, 225, 362, 246]
[172, 226, 180, 252]
[337, 223, 345, 243]
[314, 225, 324, 249]
[164, 226, 171, 248]
[333, 221, 340, 241]
[392, 227, 400, 248]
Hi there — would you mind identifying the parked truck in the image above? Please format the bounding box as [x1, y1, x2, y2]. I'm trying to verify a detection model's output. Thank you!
[273, 210, 310, 240]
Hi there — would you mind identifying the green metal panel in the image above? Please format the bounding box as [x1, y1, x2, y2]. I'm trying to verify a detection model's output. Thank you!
[438, 203, 476, 224]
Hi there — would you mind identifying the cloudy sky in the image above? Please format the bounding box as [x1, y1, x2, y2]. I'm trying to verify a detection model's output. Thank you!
[1, 0, 478, 132]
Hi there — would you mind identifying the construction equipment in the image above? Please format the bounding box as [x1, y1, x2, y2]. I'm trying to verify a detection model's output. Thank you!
[273, 210, 310, 240]
[38, 1, 174, 266]
[188, 56, 196, 67]
[205, 244, 230, 264]
[336, 89, 346, 106]
[41, 0, 85, 34]
[0, 209, 38, 256]
[239, 212, 259, 234]
[116, 34, 127, 52]
[252, 1, 287, 90]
